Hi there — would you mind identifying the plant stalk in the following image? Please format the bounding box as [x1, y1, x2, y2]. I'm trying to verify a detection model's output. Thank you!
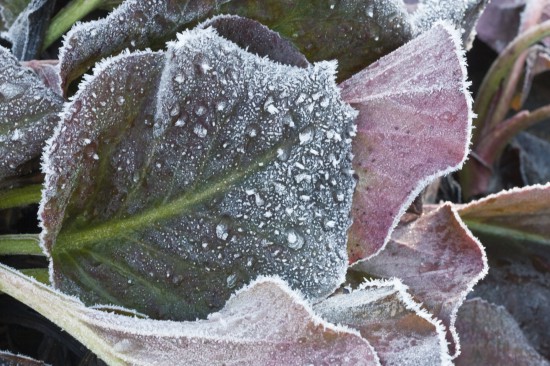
[0, 234, 43, 256]
[0, 184, 42, 210]
[43, 0, 104, 50]
[473, 20, 550, 145]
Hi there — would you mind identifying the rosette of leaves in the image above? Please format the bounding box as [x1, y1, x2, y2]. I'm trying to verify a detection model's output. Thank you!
[0, 1, 497, 365]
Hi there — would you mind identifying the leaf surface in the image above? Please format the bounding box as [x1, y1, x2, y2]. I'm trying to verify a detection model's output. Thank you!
[455, 298, 550, 366]
[41, 28, 356, 320]
[0, 0, 31, 31]
[341, 23, 473, 262]
[0, 265, 380, 366]
[0, 46, 63, 186]
[354, 204, 488, 357]
[0, 351, 48, 366]
[314, 278, 452, 366]
[459, 183, 550, 245]
[58, 0, 231, 93]
[216, 0, 414, 81]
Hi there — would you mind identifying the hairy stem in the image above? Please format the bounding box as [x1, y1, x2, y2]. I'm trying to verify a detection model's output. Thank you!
[0, 184, 42, 210]
[43, 0, 104, 50]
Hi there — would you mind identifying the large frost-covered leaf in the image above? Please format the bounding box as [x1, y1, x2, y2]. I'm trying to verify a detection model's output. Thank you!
[354, 204, 488, 357]
[0, 46, 63, 186]
[459, 183, 550, 245]
[341, 23, 473, 261]
[0, 265, 380, 366]
[455, 298, 550, 366]
[4, 0, 56, 60]
[216, 0, 414, 80]
[58, 0, 230, 93]
[314, 278, 452, 366]
[41, 28, 356, 320]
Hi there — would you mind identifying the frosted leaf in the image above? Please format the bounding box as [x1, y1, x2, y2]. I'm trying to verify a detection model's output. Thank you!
[0, 0, 31, 32]
[0, 266, 380, 366]
[198, 15, 309, 68]
[4, 0, 55, 60]
[58, 0, 231, 93]
[0, 350, 47, 366]
[459, 183, 550, 246]
[0, 46, 63, 185]
[455, 299, 550, 366]
[314, 278, 452, 366]
[217, 0, 414, 80]
[410, 0, 490, 48]
[354, 204, 488, 357]
[341, 23, 473, 262]
[41, 28, 356, 321]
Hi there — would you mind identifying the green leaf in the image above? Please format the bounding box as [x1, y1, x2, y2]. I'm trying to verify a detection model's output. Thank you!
[41, 28, 356, 320]
[216, 0, 414, 80]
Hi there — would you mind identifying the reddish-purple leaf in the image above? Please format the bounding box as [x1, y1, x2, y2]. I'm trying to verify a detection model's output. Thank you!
[21, 59, 62, 96]
[314, 278, 452, 366]
[0, 46, 63, 185]
[341, 23, 473, 262]
[459, 183, 550, 244]
[455, 298, 550, 366]
[354, 204, 488, 357]
[0, 265, 380, 366]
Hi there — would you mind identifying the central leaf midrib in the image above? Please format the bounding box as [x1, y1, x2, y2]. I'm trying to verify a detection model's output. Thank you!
[57, 132, 299, 251]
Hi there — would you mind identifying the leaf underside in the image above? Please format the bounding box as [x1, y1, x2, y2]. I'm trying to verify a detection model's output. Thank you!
[41, 28, 356, 321]
[0, 266, 380, 366]
[354, 204, 488, 357]
[314, 279, 451, 366]
[341, 23, 472, 262]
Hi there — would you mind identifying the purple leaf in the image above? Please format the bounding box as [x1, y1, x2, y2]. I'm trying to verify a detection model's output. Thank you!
[0, 265, 381, 366]
[314, 278, 452, 366]
[0, 46, 63, 185]
[198, 15, 309, 68]
[40, 28, 356, 320]
[455, 298, 550, 366]
[354, 204, 488, 357]
[341, 23, 473, 262]
[58, 0, 231, 93]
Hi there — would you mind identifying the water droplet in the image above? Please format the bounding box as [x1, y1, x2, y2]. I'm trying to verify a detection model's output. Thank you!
[245, 123, 261, 138]
[194, 104, 207, 116]
[170, 104, 180, 118]
[116, 96, 125, 106]
[193, 124, 208, 138]
[286, 228, 304, 250]
[276, 146, 291, 161]
[216, 221, 229, 241]
[226, 273, 238, 288]
[174, 73, 185, 84]
[299, 126, 315, 145]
